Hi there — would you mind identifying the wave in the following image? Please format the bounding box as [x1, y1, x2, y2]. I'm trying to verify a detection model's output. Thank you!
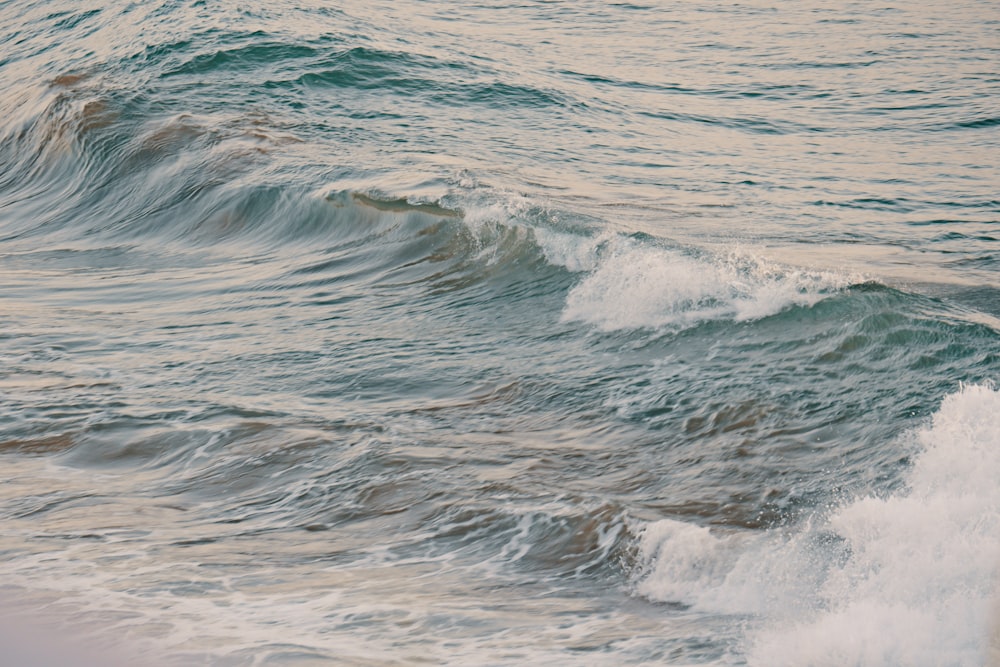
[0, 47, 986, 343]
[330, 197, 861, 334]
[632, 384, 1000, 666]
[0, 71, 983, 345]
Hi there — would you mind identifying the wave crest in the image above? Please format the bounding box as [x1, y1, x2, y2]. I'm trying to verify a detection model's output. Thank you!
[548, 234, 854, 331]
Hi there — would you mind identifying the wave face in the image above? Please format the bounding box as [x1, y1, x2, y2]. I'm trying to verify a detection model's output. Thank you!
[1, 0, 998, 665]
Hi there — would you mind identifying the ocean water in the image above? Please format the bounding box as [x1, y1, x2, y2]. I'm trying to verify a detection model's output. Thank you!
[1, 0, 998, 665]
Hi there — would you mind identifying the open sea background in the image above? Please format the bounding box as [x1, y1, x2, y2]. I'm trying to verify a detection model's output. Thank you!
[1, 0, 999, 664]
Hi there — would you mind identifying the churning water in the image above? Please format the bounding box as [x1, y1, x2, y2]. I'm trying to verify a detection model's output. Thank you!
[1, 0, 998, 664]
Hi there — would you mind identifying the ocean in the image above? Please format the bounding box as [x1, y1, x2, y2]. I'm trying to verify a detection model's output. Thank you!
[1, 0, 998, 664]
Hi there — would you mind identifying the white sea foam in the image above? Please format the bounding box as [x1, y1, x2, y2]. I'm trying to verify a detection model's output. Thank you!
[634, 384, 1000, 666]
[534, 228, 610, 273]
[540, 233, 851, 331]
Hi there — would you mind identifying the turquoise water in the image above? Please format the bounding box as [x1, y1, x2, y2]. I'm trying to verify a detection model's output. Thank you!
[1, 1, 998, 664]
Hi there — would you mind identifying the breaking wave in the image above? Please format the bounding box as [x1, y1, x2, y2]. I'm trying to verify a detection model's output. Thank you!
[633, 384, 1000, 666]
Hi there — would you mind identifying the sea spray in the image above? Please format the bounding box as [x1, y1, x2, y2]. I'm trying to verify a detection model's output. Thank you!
[553, 234, 854, 332]
[635, 384, 1000, 666]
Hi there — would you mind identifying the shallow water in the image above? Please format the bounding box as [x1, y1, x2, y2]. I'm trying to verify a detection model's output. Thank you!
[1, 0, 998, 664]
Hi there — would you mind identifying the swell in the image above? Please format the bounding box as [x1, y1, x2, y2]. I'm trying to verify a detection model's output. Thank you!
[0, 31, 570, 250]
[158, 38, 513, 105]
[6, 79, 992, 361]
[10, 67, 967, 342]
[0, 71, 303, 247]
